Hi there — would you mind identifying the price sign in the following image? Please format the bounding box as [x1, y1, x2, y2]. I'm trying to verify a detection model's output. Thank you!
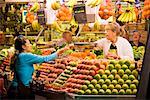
[37, 9, 46, 25]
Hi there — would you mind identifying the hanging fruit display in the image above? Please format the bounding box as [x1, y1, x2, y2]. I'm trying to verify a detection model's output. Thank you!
[87, 0, 103, 8]
[142, 0, 150, 19]
[98, 4, 114, 20]
[51, 1, 61, 10]
[30, 2, 40, 13]
[56, 5, 72, 21]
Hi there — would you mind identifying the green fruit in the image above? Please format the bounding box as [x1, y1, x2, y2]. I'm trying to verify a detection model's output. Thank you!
[124, 60, 131, 67]
[115, 64, 121, 70]
[118, 60, 124, 66]
[108, 84, 114, 90]
[126, 89, 132, 94]
[129, 75, 135, 81]
[119, 89, 125, 95]
[88, 84, 94, 89]
[115, 84, 121, 90]
[112, 80, 118, 85]
[125, 69, 132, 75]
[105, 79, 111, 85]
[107, 64, 114, 70]
[91, 79, 97, 85]
[122, 84, 129, 90]
[122, 74, 129, 81]
[110, 60, 117, 66]
[85, 89, 91, 94]
[118, 79, 124, 85]
[92, 89, 98, 95]
[95, 84, 101, 90]
[132, 70, 138, 78]
[78, 90, 85, 95]
[129, 64, 135, 71]
[132, 80, 139, 86]
[112, 89, 118, 94]
[122, 64, 128, 71]
[118, 69, 124, 76]
[125, 80, 132, 85]
[102, 84, 108, 90]
[98, 79, 105, 85]
[130, 84, 136, 89]
[105, 70, 111, 75]
[99, 89, 105, 94]
[115, 74, 121, 80]
[111, 69, 117, 75]
[98, 69, 105, 75]
[81, 85, 88, 90]
[132, 89, 137, 94]
[102, 74, 107, 80]
[108, 74, 114, 81]
[94, 74, 101, 80]
[85, 80, 90, 85]
[106, 89, 111, 94]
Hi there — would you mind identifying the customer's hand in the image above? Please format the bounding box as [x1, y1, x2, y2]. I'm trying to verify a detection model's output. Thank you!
[106, 52, 120, 59]
[57, 44, 74, 56]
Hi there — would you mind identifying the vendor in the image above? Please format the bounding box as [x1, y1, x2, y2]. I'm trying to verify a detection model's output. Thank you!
[94, 23, 134, 60]
[130, 30, 144, 47]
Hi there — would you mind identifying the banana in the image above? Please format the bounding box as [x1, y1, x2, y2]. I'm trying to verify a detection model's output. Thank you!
[91, 0, 99, 8]
[124, 12, 130, 22]
[131, 10, 136, 21]
[95, 0, 103, 6]
[32, 20, 40, 31]
[121, 13, 128, 22]
[52, 21, 65, 32]
[118, 13, 125, 21]
[66, 0, 77, 7]
[129, 0, 135, 3]
[128, 11, 133, 22]
[51, 2, 61, 10]
[30, 2, 40, 12]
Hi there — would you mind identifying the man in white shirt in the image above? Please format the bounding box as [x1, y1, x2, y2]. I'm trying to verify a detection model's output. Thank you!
[94, 23, 134, 60]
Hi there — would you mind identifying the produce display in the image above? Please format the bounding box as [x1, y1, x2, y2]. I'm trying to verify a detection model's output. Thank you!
[142, 0, 150, 19]
[132, 46, 145, 61]
[87, 0, 102, 8]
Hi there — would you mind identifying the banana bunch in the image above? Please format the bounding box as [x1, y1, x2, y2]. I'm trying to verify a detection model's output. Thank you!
[30, 2, 40, 12]
[87, 0, 103, 8]
[52, 21, 65, 33]
[117, 9, 136, 23]
[123, 0, 135, 3]
[93, 21, 101, 31]
[51, 2, 61, 10]
[32, 20, 41, 31]
[66, 0, 77, 7]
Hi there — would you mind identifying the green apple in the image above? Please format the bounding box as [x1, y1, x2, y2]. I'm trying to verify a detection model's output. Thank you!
[130, 84, 136, 89]
[129, 64, 135, 71]
[125, 69, 132, 75]
[78, 90, 85, 95]
[105, 79, 111, 85]
[122, 84, 129, 90]
[122, 74, 129, 81]
[85, 89, 91, 94]
[119, 89, 125, 95]
[112, 80, 118, 85]
[92, 89, 98, 95]
[81, 85, 88, 90]
[115, 84, 121, 90]
[88, 84, 94, 89]
[126, 89, 132, 94]
[91, 79, 98, 85]
[122, 64, 128, 71]
[95, 84, 101, 90]
[132, 79, 139, 86]
[111, 69, 117, 75]
[132, 89, 137, 94]
[94, 74, 101, 80]
[102, 84, 108, 90]
[108, 84, 114, 90]
[125, 80, 132, 85]
[132, 70, 138, 78]
[99, 89, 105, 94]
[98, 79, 105, 85]
[129, 75, 135, 81]
[106, 89, 111, 94]
[85, 80, 90, 85]
[109, 60, 117, 66]
[118, 79, 124, 85]
[115, 64, 121, 70]
[124, 60, 131, 67]
[107, 64, 114, 71]
[108, 74, 114, 81]
[118, 60, 124, 66]
[118, 69, 124, 76]
[98, 69, 105, 75]
[112, 89, 118, 94]
[105, 70, 111, 75]
[115, 74, 121, 80]
[102, 74, 107, 80]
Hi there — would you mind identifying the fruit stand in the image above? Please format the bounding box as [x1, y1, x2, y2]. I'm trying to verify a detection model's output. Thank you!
[0, 0, 150, 99]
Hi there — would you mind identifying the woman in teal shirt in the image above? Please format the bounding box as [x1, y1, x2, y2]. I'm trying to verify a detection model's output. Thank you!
[8, 35, 71, 99]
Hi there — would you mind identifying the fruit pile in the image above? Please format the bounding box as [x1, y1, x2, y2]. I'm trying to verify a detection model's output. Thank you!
[142, 0, 150, 19]
[98, 4, 114, 20]
[56, 5, 72, 21]
[76, 60, 139, 95]
[133, 46, 145, 61]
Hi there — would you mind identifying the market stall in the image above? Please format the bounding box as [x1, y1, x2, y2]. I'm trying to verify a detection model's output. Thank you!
[0, 0, 150, 99]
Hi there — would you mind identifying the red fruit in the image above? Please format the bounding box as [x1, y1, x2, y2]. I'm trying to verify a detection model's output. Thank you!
[90, 70, 96, 76]
[100, 65, 106, 70]
[87, 75, 93, 81]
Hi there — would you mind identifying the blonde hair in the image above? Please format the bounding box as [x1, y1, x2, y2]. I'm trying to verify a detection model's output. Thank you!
[105, 23, 121, 36]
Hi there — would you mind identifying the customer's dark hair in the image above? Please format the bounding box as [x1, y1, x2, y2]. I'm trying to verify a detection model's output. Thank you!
[10, 35, 27, 70]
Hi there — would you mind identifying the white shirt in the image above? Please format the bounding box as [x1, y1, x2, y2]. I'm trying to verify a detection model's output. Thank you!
[94, 37, 134, 60]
